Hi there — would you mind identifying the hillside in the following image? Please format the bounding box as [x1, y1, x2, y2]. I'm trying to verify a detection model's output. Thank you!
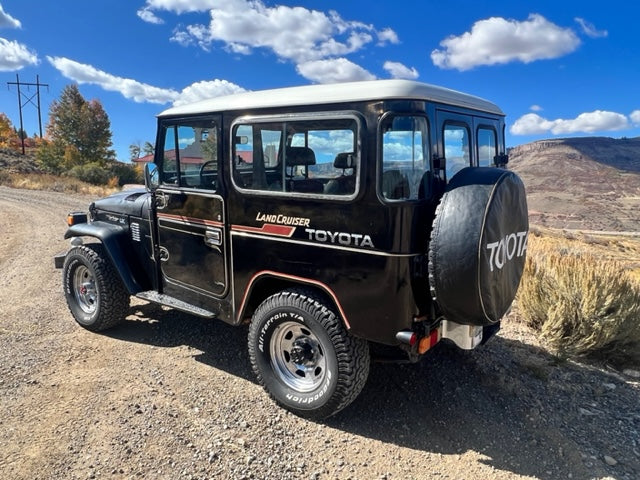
[0, 148, 41, 174]
[508, 137, 640, 231]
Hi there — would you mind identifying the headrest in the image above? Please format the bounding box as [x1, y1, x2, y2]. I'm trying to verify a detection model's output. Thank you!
[334, 152, 355, 169]
[285, 146, 316, 166]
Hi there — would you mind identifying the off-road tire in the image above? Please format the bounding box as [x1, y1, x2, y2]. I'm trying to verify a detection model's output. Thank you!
[62, 243, 129, 331]
[248, 289, 370, 419]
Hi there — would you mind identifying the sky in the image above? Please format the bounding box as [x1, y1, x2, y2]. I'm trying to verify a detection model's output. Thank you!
[1, 0, 639, 162]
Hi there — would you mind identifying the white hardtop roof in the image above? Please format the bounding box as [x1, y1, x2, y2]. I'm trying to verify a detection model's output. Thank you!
[158, 79, 504, 118]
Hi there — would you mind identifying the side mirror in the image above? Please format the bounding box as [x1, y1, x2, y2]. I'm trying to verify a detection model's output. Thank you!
[494, 154, 509, 168]
[144, 162, 159, 191]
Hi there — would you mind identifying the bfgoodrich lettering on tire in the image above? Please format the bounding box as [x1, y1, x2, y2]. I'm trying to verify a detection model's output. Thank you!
[428, 167, 529, 326]
[62, 243, 129, 331]
[248, 289, 370, 419]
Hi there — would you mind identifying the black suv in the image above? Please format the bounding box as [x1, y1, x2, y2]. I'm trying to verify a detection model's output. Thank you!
[55, 80, 528, 419]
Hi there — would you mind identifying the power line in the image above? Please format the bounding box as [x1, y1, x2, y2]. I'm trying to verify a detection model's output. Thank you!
[7, 74, 49, 155]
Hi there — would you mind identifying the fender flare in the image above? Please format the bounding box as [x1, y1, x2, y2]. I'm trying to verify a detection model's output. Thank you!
[64, 221, 144, 294]
[237, 270, 351, 330]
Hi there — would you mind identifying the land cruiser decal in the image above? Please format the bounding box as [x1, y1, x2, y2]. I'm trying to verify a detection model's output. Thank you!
[305, 228, 375, 248]
[256, 212, 311, 227]
[486, 230, 528, 272]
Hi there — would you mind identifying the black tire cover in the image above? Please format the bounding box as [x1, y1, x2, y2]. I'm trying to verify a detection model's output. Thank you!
[428, 167, 529, 326]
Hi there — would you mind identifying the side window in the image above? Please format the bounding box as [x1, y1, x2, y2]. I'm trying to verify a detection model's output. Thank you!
[478, 127, 497, 167]
[160, 120, 218, 190]
[232, 117, 358, 197]
[161, 126, 178, 185]
[381, 115, 430, 200]
[444, 123, 470, 181]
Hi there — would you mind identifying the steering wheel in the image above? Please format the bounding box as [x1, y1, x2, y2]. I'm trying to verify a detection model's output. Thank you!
[199, 160, 217, 187]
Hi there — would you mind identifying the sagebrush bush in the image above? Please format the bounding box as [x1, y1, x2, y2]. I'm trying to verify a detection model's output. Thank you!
[518, 236, 640, 366]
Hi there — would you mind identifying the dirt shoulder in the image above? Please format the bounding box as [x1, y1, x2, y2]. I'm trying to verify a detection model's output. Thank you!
[0, 185, 638, 480]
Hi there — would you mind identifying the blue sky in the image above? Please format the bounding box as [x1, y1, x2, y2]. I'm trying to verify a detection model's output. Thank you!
[1, 0, 639, 161]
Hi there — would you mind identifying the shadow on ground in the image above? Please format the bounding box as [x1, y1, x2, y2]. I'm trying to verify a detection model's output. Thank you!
[102, 302, 638, 480]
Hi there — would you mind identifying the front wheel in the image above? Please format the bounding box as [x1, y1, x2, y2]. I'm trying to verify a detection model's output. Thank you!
[248, 289, 369, 419]
[62, 243, 129, 331]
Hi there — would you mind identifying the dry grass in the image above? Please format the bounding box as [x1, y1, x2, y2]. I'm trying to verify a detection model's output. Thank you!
[517, 232, 640, 366]
[0, 172, 117, 197]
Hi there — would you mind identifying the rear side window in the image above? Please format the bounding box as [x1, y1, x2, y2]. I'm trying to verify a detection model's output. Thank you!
[380, 115, 431, 201]
[478, 127, 497, 167]
[444, 123, 470, 181]
[232, 117, 358, 197]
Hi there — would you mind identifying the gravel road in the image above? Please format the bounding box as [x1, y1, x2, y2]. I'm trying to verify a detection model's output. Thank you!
[0, 185, 638, 480]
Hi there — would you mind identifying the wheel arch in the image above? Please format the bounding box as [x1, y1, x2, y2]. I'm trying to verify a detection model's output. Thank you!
[64, 221, 145, 295]
[237, 271, 351, 330]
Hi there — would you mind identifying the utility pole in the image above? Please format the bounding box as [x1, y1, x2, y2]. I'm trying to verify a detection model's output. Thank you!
[7, 74, 49, 155]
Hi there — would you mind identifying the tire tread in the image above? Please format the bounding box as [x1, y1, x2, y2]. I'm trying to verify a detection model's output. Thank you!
[63, 243, 129, 331]
[248, 288, 369, 419]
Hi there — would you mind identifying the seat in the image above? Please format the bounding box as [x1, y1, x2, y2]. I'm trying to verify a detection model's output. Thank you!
[285, 146, 324, 193]
[382, 169, 410, 200]
[324, 152, 356, 195]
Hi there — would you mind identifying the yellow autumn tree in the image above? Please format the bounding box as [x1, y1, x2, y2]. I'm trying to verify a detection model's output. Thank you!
[0, 113, 20, 150]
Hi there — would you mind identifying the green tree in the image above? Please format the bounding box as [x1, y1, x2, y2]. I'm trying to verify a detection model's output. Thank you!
[35, 140, 65, 174]
[39, 84, 115, 172]
[143, 141, 154, 157]
[129, 142, 141, 161]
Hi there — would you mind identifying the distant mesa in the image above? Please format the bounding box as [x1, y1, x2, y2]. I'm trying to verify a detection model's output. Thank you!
[509, 137, 640, 232]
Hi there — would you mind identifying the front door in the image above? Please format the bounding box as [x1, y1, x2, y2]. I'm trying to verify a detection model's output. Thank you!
[155, 116, 227, 299]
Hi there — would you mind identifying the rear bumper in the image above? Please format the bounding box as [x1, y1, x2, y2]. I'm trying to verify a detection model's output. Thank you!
[440, 320, 501, 349]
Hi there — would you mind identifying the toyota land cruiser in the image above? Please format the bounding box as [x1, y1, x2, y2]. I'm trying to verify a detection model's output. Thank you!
[55, 79, 528, 419]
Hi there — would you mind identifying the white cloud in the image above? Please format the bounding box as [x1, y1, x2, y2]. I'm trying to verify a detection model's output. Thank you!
[142, 0, 222, 14]
[631, 110, 640, 125]
[0, 4, 21, 29]
[137, 8, 164, 25]
[530, 104, 542, 112]
[377, 28, 399, 45]
[47, 56, 245, 107]
[431, 14, 580, 71]
[510, 111, 630, 135]
[170, 29, 193, 47]
[575, 18, 608, 38]
[0, 38, 38, 71]
[296, 58, 375, 84]
[172, 79, 246, 106]
[510, 113, 554, 135]
[197, 2, 373, 63]
[142, 0, 394, 81]
[383, 61, 419, 79]
[47, 56, 179, 104]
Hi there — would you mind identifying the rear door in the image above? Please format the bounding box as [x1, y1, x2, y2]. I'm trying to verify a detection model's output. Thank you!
[474, 117, 501, 167]
[155, 116, 228, 298]
[436, 110, 473, 182]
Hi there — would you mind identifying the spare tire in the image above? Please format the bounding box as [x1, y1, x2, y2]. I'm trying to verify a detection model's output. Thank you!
[428, 167, 528, 326]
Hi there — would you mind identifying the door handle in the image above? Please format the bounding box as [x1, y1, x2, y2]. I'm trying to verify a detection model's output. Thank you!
[204, 228, 222, 247]
[155, 191, 167, 210]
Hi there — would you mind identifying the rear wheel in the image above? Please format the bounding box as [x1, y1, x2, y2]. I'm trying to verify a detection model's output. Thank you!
[248, 289, 369, 419]
[62, 243, 129, 331]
